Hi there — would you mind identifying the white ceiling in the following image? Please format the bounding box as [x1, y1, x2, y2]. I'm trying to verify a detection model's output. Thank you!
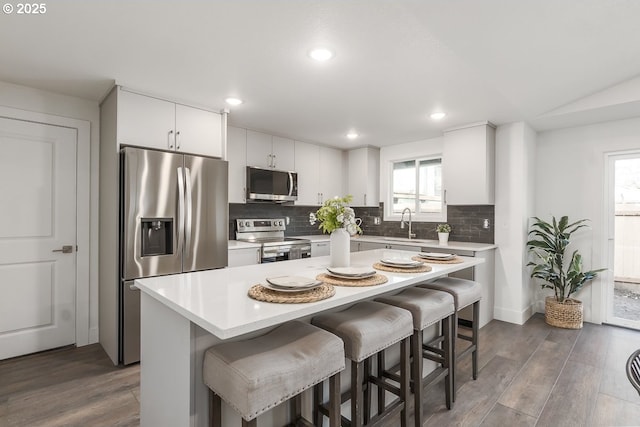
[2, 0, 640, 148]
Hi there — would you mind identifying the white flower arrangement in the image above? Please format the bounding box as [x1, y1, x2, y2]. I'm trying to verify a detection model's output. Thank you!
[309, 195, 362, 236]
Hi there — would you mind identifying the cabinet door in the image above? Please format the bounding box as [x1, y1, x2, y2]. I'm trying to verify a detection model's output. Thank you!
[271, 136, 295, 171]
[118, 90, 175, 150]
[228, 248, 261, 267]
[358, 241, 386, 251]
[175, 104, 222, 157]
[295, 141, 320, 205]
[319, 146, 344, 203]
[443, 124, 495, 205]
[387, 244, 420, 252]
[311, 241, 330, 257]
[348, 148, 367, 205]
[227, 126, 247, 203]
[348, 147, 381, 206]
[246, 130, 272, 168]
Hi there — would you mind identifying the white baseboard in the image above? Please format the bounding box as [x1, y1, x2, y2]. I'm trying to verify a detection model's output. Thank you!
[493, 304, 534, 325]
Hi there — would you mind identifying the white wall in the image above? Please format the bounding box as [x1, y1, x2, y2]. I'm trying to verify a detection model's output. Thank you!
[0, 80, 100, 343]
[494, 122, 537, 324]
[535, 116, 640, 323]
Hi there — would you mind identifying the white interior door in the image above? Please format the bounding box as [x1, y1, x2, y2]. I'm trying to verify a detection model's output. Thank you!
[0, 117, 77, 360]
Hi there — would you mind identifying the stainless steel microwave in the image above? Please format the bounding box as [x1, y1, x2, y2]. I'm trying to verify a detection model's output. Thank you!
[246, 166, 298, 202]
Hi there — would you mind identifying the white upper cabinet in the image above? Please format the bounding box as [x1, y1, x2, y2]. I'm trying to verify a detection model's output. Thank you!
[295, 142, 344, 205]
[246, 130, 273, 168]
[227, 126, 247, 204]
[294, 141, 320, 205]
[442, 122, 495, 205]
[271, 136, 295, 171]
[347, 147, 379, 206]
[174, 104, 222, 157]
[117, 88, 222, 158]
[246, 131, 295, 170]
[118, 90, 175, 151]
[318, 146, 344, 203]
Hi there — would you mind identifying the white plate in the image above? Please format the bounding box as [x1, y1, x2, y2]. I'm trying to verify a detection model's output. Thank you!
[418, 252, 455, 260]
[262, 282, 322, 293]
[326, 270, 377, 280]
[326, 266, 376, 277]
[266, 276, 318, 289]
[379, 258, 424, 268]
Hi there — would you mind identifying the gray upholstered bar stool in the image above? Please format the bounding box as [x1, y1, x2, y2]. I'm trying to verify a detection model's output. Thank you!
[375, 287, 455, 427]
[311, 301, 413, 427]
[202, 320, 345, 427]
[418, 277, 482, 401]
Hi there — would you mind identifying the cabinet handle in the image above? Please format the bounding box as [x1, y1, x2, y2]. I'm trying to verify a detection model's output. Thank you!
[364, 194, 367, 205]
[168, 130, 174, 149]
[444, 189, 447, 205]
[272, 154, 277, 168]
[175, 130, 181, 150]
[267, 154, 272, 168]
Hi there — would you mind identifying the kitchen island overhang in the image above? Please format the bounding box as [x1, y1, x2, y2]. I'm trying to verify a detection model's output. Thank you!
[135, 249, 484, 427]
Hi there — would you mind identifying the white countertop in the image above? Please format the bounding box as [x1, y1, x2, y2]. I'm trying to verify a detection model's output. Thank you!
[135, 249, 483, 340]
[227, 240, 261, 250]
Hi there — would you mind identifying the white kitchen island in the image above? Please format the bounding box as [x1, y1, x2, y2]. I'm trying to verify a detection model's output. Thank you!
[135, 249, 484, 427]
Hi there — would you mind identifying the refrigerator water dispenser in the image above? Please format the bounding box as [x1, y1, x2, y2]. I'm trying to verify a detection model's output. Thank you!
[141, 218, 173, 256]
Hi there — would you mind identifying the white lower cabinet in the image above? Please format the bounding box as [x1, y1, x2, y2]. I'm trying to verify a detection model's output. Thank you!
[350, 241, 419, 252]
[311, 241, 330, 257]
[227, 247, 261, 267]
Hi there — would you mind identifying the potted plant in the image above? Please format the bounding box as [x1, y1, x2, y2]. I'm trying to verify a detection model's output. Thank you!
[309, 195, 362, 267]
[527, 216, 605, 329]
[436, 223, 451, 245]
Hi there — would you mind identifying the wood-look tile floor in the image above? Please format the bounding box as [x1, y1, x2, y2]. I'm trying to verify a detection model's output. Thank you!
[1, 313, 639, 427]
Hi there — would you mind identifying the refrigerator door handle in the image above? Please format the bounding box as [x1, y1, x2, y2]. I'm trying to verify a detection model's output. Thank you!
[177, 167, 185, 255]
[184, 167, 193, 258]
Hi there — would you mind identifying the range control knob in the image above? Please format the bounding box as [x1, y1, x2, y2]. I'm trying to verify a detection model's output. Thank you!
[278, 220, 284, 226]
[244, 221, 251, 227]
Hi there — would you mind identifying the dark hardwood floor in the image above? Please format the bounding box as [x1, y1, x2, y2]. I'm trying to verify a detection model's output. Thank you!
[1, 314, 639, 426]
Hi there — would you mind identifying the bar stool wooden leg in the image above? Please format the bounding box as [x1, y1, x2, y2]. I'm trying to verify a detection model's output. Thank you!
[364, 357, 371, 424]
[329, 373, 341, 427]
[444, 314, 454, 410]
[472, 301, 480, 380]
[377, 351, 385, 416]
[400, 336, 410, 427]
[412, 330, 424, 427]
[352, 360, 363, 427]
[209, 390, 222, 427]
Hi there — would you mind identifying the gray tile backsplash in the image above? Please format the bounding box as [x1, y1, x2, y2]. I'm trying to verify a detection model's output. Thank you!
[229, 203, 494, 243]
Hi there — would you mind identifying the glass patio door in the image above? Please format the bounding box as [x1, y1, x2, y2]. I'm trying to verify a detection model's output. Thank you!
[606, 152, 640, 329]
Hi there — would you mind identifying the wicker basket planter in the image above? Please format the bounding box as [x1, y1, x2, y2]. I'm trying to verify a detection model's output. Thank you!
[545, 296, 583, 329]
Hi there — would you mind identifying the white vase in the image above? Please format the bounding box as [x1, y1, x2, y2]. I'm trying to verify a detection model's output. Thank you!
[330, 228, 350, 267]
[438, 232, 449, 245]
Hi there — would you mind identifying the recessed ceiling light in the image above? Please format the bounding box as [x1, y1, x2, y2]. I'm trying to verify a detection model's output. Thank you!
[309, 48, 334, 61]
[225, 97, 243, 106]
[430, 112, 446, 120]
[346, 132, 359, 140]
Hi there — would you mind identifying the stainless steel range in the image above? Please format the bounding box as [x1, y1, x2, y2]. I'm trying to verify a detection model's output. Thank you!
[235, 218, 311, 262]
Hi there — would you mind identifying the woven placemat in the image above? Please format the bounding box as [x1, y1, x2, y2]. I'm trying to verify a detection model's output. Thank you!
[411, 255, 463, 264]
[372, 262, 432, 273]
[315, 273, 388, 287]
[248, 284, 335, 304]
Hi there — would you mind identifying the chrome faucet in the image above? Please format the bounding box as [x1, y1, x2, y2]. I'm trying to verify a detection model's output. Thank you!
[400, 208, 416, 239]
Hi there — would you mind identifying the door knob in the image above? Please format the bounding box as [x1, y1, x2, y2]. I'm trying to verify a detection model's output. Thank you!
[52, 245, 73, 254]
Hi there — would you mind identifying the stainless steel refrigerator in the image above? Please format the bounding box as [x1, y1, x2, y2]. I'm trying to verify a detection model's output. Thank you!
[120, 147, 228, 364]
